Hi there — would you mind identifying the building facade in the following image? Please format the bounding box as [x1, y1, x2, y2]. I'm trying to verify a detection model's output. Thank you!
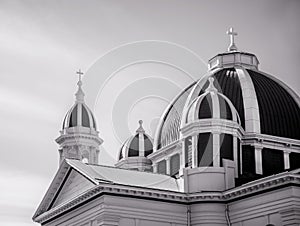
[33, 29, 300, 226]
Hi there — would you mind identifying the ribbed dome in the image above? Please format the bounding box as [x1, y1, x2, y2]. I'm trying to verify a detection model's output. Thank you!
[154, 52, 300, 150]
[118, 120, 153, 160]
[62, 75, 97, 130]
[62, 102, 97, 130]
[185, 77, 240, 125]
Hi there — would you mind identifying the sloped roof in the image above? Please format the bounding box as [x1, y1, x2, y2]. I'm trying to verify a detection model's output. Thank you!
[33, 159, 179, 221]
[68, 159, 179, 191]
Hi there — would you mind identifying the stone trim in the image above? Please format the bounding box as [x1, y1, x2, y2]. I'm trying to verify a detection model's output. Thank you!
[34, 172, 300, 224]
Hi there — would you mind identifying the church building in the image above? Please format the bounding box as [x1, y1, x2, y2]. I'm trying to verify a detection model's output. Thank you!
[33, 28, 300, 226]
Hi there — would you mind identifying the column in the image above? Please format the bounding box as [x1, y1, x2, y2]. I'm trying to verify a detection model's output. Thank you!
[153, 163, 158, 173]
[212, 132, 220, 167]
[233, 135, 238, 177]
[180, 141, 185, 169]
[166, 157, 171, 175]
[254, 145, 263, 175]
[283, 150, 291, 170]
[239, 141, 243, 175]
[191, 135, 197, 168]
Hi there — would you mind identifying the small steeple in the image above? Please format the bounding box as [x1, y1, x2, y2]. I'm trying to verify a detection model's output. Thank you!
[75, 69, 85, 103]
[226, 27, 238, 52]
[206, 77, 218, 93]
[136, 120, 145, 133]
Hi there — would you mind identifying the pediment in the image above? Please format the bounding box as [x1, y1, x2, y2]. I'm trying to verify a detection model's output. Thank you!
[33, 160, 97, 220]
[51, 168, 94, 208]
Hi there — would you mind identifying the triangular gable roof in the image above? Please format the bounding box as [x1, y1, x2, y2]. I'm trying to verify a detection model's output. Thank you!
[33, 159, 179, 220]
[32, 159, 98, 219]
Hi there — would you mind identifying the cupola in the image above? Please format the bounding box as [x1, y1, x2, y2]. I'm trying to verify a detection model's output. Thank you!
[115, 120, 153, 171]
[56, 70, 103, 165]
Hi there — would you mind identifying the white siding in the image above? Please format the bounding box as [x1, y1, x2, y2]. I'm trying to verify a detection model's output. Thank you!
[53, 169, 94, 207]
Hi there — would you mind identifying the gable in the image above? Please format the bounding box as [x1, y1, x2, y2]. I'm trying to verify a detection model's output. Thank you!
[51, 168, 95, 208]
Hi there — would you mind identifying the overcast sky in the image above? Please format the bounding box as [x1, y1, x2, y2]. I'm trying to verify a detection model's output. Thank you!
[0, 0, 299, 225]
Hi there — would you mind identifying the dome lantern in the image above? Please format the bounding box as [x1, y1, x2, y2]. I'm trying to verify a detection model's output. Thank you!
[208, 28, 259, 70]
[115, 120, 153, 171]
[56, 70, 103, 165]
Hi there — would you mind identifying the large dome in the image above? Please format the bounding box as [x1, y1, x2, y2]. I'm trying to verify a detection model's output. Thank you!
[154, 51, 300, 150]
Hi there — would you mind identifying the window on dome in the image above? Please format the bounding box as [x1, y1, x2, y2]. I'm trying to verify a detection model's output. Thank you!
[220, 134, 233, 166]
[157, 160, 166, 174]
[198, 133, 213, 167]
[82, 106, 90, 127]
[170, 154, 180, 176]
[219, 97, 232, 120]
[144, 135, 153, 157]
[128, 135, 139, 157]
[199, 95, 212, 119]
[69, 105, 78, 127]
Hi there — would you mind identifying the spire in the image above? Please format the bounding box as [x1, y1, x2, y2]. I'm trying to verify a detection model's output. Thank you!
[206, 77, 218, 93]
[136, 120, 145, 133]
[75, 69, 85, 103]
[226, 27, 238, 52]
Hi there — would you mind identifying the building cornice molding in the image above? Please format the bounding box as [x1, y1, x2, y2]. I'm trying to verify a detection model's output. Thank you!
[33, 171, 300, 224]
[148, 140, 181, 162]
[56, 133, 103, 146]
[242, 133, 300, 152]
[181, 119, 244, 139]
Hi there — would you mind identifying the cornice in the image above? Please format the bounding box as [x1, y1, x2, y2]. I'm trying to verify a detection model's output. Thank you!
[56, 133, 103, 146]
[34, 172, 300, 224]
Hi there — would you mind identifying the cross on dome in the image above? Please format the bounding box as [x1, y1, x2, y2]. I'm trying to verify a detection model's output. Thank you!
[76, 69, 84, 85]
[226, 27, 238, 52]
[75, 69, 85, 102]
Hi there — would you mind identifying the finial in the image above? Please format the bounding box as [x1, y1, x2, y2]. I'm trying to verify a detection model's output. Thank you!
[226, 27, 238, 52]
[75, 69, 85, 102]
[205, 77, 218, 93]
[136, 120, 145, 133]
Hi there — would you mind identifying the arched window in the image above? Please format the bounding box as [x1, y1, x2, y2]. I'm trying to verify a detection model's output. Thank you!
[198, 133, 213, 167]
[220, 133, 233, 166]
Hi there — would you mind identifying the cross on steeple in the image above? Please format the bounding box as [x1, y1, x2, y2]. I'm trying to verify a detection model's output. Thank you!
[76, 69, 84, 83]
[226, 27, 238, 52]
[75, 69, 85, 102]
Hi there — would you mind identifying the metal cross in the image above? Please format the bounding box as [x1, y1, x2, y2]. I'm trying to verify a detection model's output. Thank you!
[226, 27, 238, 51]
[76, 69, 84, 82]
